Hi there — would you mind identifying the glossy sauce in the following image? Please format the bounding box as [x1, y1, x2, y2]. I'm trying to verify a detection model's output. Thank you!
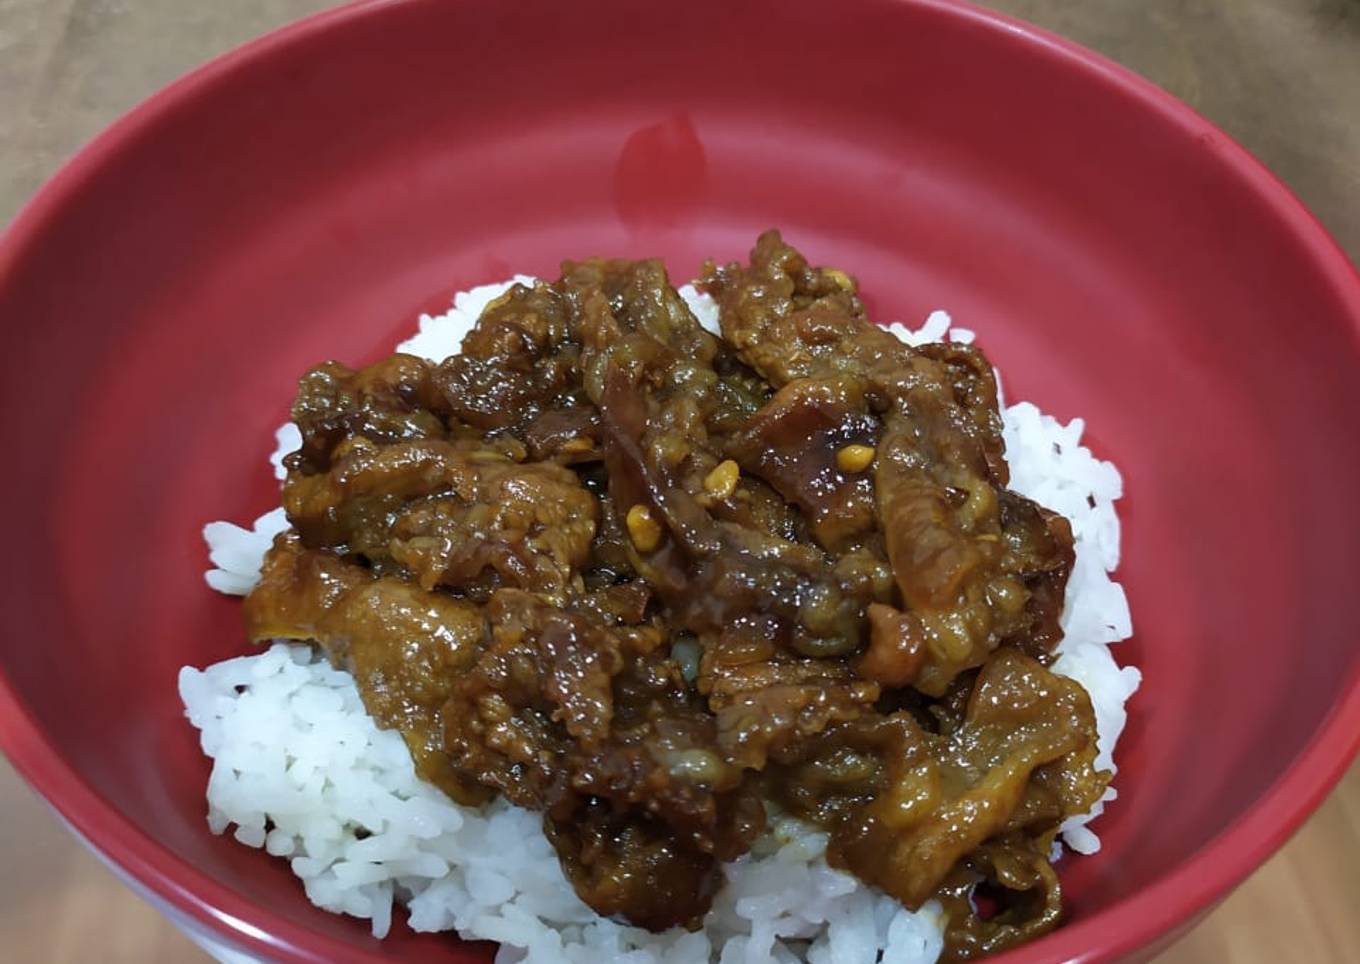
[241, 232, 1106, 958]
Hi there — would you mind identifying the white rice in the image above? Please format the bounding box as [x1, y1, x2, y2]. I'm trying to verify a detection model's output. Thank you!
[185, 278, 1139, 963]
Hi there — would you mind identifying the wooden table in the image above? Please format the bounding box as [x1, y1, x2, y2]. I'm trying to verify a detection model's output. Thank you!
[2, 1, 1357, 961]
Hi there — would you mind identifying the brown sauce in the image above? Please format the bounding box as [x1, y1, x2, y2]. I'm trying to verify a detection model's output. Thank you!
[241, 231, 1106, 958]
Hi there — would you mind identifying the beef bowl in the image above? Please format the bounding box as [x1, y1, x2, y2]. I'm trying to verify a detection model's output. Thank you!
[1, 1, 1358, 962]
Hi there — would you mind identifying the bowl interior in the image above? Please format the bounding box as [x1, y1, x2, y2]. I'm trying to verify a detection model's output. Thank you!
[2, 0, 1358, 961]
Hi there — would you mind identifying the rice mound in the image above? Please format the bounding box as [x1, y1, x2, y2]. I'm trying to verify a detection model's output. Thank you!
[184, 279, 1139, 964]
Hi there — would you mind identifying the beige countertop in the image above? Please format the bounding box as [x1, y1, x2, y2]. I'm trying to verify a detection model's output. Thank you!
[2, 1, 1357, 961]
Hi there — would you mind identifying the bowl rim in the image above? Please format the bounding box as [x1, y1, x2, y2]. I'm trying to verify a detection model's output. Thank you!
[2, 0, 1359, 962]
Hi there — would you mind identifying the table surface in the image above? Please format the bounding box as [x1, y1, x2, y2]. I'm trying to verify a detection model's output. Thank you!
[1, 1, 1357, 961]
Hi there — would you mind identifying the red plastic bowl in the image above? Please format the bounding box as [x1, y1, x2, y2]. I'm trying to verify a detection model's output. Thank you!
[1, 0, 1358, 961]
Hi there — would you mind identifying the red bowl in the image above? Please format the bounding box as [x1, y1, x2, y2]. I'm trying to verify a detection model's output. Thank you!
[2, 0, 1358, 961]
